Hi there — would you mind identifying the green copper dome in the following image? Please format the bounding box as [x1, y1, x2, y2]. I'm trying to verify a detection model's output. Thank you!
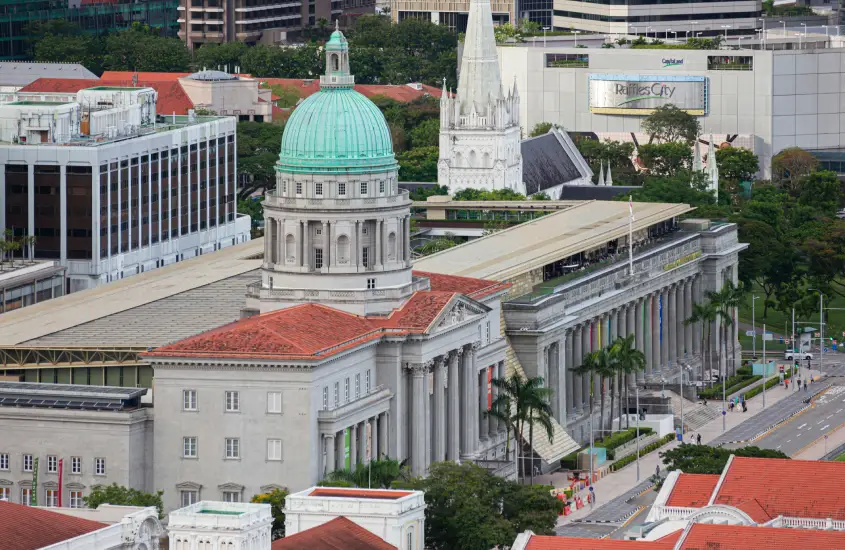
[277, 27, 398, 176]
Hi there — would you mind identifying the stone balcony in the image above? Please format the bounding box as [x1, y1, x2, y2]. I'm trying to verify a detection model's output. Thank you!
[263, 190, 411, 211]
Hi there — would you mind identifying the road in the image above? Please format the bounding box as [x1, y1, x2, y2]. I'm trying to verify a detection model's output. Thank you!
[738, 381, 845, 456]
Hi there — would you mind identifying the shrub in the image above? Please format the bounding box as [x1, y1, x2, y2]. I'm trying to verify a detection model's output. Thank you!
[609, 434, 676, 472]
[595, 427, 654, 459]
[699, 374, 760, 399]
[745, 369, 791, 400]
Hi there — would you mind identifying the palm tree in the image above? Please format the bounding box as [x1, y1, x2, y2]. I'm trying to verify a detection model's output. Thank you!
[710, 281, 744, 377]
[686, 301, 718, 384]
[611, 334, 646, 430]
[487, 374, 553, 483]
[575, 349, 616, 435]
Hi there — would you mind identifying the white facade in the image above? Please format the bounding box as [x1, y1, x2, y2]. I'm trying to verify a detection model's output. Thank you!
[178, 72, 274, 122]
[0, 96, 251, 292]
[39, 506, 163, 550]
[498, 46, 845, 177]
[168, 501, 273, 550]
[438, 0, 524, 195]
[285, 486, 426, 549]
[0, 101, 81, 145]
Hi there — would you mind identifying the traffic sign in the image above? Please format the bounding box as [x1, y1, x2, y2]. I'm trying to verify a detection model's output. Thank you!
[722, 410, 727, 416]
[745, 330, 756, 337]
[763, 332, 773, 341]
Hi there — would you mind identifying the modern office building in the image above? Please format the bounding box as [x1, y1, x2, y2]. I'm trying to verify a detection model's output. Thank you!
[498, 45, 845, 177]
[0, 85, 251, 292]
[552, 0, 761, 36]
[0, 260, 66, 314]
[391, 0, 514, 32]
[0, 0, 180, 61]
[178, 0, 376, 50]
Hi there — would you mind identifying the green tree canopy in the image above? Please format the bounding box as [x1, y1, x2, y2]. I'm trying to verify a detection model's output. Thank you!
[83, 483, 164, 518]
[453, 188, 527, 201]
[660, 444, 789, 475]
[529, 122, 553, 137]
[575, 138, 639, 185]
[398, 146, 439, 182]
[638, 142, 693, 177]
[641, 104, 701, 144]
[251, 488, 289, 539]
[772, 147, 819, 195]
[716, 146, 759, 182]
[236, 121, 285, 199]
[409, 118, 441, 148]
[194, 42, 250, 72]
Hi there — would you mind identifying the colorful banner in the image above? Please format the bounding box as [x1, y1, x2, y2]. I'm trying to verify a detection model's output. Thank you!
[487, 367, 493, 410]
[58, 458, 63, 507]
[344, 428, 351, 470]
[31, 457, 38, 506]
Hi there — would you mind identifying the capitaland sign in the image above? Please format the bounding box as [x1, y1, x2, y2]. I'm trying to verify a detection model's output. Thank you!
[662, 58, 684, 67]
[589, 74, 706, 115]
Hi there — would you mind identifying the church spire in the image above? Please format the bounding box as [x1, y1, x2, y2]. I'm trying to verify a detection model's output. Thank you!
[457, 0, 503, 115]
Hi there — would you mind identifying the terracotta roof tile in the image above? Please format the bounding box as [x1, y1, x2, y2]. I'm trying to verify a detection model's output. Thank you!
[0, 500, 108, 550]
[383, 291, 456, 331]
[100, 71, 252, 81]
[272, 516, 397, 550]
[713, 457, 845, 520]
[525, 536, 676, 549]
[735, 498, 772, 523]
[20, 78, 195, 115]
[679, 523, 845, 549]
[308, 488, 412, 500]
[414, 270, 510, 300]
[666, 474, 721, 508]
[257, 79, 444, 103]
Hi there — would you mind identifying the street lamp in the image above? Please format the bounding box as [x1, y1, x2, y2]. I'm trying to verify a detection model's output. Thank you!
[543, 26, 549, 47]
[721, 24, 731, 40]
[672, 31, 678, 41]
[801, 22, 807, 36]
[573, 30, 581, 48]
[690, 21, 698, 39]
[752, 295, 760, 358]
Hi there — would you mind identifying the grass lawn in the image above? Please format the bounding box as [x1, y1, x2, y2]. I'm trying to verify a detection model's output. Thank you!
[738, 283, 845, 345]
[835, 451, 845, 462]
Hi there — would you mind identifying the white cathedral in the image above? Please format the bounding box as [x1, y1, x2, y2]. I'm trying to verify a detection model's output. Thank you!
[437, 0, 593, 197]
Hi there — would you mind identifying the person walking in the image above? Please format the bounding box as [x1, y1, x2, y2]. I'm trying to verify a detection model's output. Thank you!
[655, 464, 661, 478]
[589, 486, 595, 509]
[697, 433, 702, 445]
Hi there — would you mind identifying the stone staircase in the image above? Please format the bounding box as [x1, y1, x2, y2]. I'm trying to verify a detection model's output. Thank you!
[663, 390, 719, 431]
[504, 337, 581, 470]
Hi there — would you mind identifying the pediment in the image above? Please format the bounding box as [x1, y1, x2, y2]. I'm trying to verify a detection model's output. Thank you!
[260, 484, 287, 493]
[0, 479, 12, 487]
[176, 481, 202, 491]
[432, 296, 489, 333]
[218, 482, 245, 491]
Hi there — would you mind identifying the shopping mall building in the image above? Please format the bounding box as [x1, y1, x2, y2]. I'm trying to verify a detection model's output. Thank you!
[499, 45, 845, 177]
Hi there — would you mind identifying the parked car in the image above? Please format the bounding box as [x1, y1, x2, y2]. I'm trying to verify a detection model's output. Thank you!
[784, 349, 813, 361]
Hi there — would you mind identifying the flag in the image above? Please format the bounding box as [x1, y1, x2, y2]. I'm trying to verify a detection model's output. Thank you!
[629, 196, 635, 221]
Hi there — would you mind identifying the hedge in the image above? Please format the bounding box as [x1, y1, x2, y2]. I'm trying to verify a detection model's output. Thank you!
[699, 374, 760, 399]
[595, 427, 654, 459]
[745, 369, 792, 400]
[561, 449, 582, 470]
[609, 433, 676, 472]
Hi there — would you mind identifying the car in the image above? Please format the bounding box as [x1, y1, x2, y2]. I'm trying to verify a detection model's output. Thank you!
[784, 349, 813, 361]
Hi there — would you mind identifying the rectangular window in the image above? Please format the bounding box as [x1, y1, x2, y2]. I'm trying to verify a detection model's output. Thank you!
[0, 453, 8, 470]
[322, 387, 329, 410]
[362, 247, 369, 268]
[23, 454, 33, 472]
[360, 182, 368, 196]
[344, 378, 349, 403]
[71, 457, 81, 474]
[367, 277, 375, 289]
[267, 439, 282, 461]
[267, 392, 282, 414]
[183, 389, 197, 411]
[47, 455, 57, 473]
[225, 438, 240, 459]
[95, 457, 106, 476]
[45, 489, 58, 507]
[315, 182, 323, 196]
[355, 373, 360, 399]
[486, 320, 491, 343]
[296, 182, 302, 195]
[545, 53, 589, 68]
[334, 382, 339, 407]
[69, 491, 83, 508]
[315, 248, 323, 269]
[366, 370, 371, 393]
[225, 391, 240, 412]
[379, 181, 385, 194]
[707, 55, 753, 71]
[223, 491, 241, 503]
[21, 488, 32, 506]
[0, 487, 9, 502]
[181, 490, 198, 507]
[183, 437, 198, 458]
[338, 183, 346, 196]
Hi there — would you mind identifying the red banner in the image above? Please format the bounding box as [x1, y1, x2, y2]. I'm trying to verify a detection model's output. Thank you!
[487, 367, 493, 410]
[58, 459, 63, 507]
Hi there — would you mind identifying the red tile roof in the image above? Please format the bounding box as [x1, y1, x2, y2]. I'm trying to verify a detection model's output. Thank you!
[735, 498, 772, 523]
[679, 523, 845, 549]
[414, 270, 510, 300]
[665, 474, 720, 508]
[308, 488, 413, 500]
[525, 536, 676, 550]
[713, 457, 845, 520]
[100, 71, 252, 81]
[19, 78, 195, 115]
[272, 517, 397, 550]
[383, 291, 457, 331]
[0, 500, 108, 550]
[258, 78, 444, 103]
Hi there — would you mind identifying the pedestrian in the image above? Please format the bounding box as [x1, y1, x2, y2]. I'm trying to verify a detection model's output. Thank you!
[589, 486, 595, 509]
[655, 464, 660, 477]
[697, 433, 702, 445]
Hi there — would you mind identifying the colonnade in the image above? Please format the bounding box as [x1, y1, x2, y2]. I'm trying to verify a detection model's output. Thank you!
[323, 412, 389, 476]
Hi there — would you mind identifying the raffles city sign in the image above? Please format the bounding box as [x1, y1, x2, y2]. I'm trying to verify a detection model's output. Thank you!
[589, 75, 706, 115]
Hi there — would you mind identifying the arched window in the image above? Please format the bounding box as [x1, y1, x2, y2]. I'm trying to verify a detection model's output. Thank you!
[285, 234, 295, 264]
[331, 54, 339, 72]
[455, 152, 463, 168]
[406, 526, 415, 550]
[469, 150, 477, 168]
[387, 232, 396, 260]
[337, 235, 350, 264]
[483, 152, 491, 168]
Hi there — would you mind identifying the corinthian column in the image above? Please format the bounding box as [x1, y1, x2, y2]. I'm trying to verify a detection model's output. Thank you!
[433, 356, 447, 463]
[447, 349, 462, 461]
[407, 361, 430, 476]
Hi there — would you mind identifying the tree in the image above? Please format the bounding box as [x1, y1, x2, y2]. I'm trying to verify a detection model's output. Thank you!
[409, 118, 440, 148]
[532, 192, 551, 200]
[251, 488, 289, 539]
[798, 170, 841, 216]
[772, 147, 819, 195]
[236, 121, 285, 199]
[501, 482, 561, 536]
[686, 301, 718, 382]
[709, 281, 743, 377]
[716, 146, 759, 182]
[83, 483, 164, 518]
[453, 188, 526, 201]
[194, 42, 250, 72]
[103, 25, 191, 72]
[575, 348, 616, 436]
[238, 198, 264, 228]
[575, 138, 638, 186]
[416, 234, 459, 256]
[529, 122, 553, 137]
[322, 458, 410, 489]
[638, 142, 692, 177]
[409, 184, 449, 201]
[641, 104, 701, 145]
[660, 444, 788, 475]
[493, 23, 524, 44]
[34, 34, 105, 75]
[611, 334, 646, 430]
[398, 146, 439, 182]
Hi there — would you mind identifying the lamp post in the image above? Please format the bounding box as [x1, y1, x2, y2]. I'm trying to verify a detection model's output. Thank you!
[801, 22, 807, 36]
[691, 21, 698, 39]
[721, 24, 731, 40]
[543, 26, 549, 47]
[752, 295, 760, 358]
[574, 30, 581, 47]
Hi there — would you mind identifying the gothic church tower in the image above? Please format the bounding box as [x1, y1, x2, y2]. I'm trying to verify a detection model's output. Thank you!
[438, 0, 523, 195]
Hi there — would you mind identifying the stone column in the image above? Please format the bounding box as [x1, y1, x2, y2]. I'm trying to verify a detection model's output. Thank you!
[610, 310, 619, 345]
[564, 331, 574, 418]
[660, 288, 669, 370]
[651, 293, 660, 376]
[572, 327, 582, 414]
[359, 421, 367, 465]
[356, 220, 363, 269]
[592, 317, 601, 402]
[626, 304, 636, 385]
[321, 221, 329, 271]
[379, 413, 389, 459]
[371, 416, 379, 462]
[433, 356, 447, 463]
[447, 350, 461, 460]
[350, 423, 358, 470]
[668, 286, 677, 365]
[498, 360, 507, 433]
[489, 360, 499, 436]
[692, 276, 702, 356]
[479, 367, 489, 443]
[554, 341, 565, 422]
[581, 323, 591, 410]
[676, 282, 686, 361]
[376, 219, 383, 268]
[405, 215, 411, 264]
[408, 362, 428, 475]
[461, 345, 477, 457]
[336, 430, 345, 471]
[635, 298, 645, 381]
[326, 434, 335, 473]
[547, 344, 558, 419]
[683, 279, 692, 360]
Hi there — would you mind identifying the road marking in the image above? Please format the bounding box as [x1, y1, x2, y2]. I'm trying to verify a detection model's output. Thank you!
[798, 423, 807, 429]
[787, 439, 792, 443]
[776, 445, 782, 450]
[822, 425, 830, 431]
[828, 415, 834, 420]
[837, 409, 843, 414]
[819, 419, 826, 425]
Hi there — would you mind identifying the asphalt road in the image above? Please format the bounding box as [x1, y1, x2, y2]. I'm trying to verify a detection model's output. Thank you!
[743, 382, 845, 456]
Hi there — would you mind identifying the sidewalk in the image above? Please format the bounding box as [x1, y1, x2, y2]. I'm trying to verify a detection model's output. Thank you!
[547, 377, 808, 526]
